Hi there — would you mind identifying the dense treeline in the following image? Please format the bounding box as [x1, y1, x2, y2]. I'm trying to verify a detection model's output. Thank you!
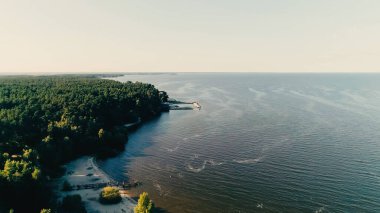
[0, 76, 167, 212]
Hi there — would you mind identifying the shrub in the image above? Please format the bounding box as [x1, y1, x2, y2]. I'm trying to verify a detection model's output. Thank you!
[61, 194, 86, 212]
[99, 186, 121, 204]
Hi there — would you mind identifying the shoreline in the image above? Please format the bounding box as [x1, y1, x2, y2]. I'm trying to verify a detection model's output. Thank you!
[52, 156, 136, 213]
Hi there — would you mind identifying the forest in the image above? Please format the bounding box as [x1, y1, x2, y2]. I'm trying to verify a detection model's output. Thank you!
[0, 76, 168, 212]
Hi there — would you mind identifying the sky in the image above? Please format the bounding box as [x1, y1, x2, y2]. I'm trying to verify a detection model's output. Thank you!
[0, 0, 380, 74]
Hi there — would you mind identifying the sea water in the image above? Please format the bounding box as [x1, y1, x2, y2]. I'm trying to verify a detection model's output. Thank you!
[99, 73, 380, 212]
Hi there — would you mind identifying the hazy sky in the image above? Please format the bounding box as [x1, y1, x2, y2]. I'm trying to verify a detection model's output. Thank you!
[1, 0, 380, 73]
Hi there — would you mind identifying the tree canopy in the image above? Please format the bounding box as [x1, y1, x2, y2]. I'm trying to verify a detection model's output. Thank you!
[0, 76, 166, 212]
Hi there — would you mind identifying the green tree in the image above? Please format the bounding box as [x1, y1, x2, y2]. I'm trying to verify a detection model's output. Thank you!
[134, 192, 154, 213]
[0, 159, 37, 182]
[40, 209, 52, 213]
[159, 91, 169, 102]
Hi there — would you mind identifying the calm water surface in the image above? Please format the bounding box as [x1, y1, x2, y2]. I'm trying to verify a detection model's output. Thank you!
[99, 73, 380, 213]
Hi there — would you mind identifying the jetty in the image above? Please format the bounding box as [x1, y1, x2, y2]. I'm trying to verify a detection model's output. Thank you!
[162, 99, 201, 111]
[192, 102, 201, 109]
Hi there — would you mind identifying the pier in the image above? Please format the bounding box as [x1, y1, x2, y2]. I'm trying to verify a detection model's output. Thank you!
[192, 102, 201, 109]
[164, 99, 201, 110]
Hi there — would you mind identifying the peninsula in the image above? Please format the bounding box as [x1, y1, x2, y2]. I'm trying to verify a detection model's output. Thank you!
[0, 76, 168, 212]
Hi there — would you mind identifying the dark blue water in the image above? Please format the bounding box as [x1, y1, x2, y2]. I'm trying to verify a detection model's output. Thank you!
[99, 73, 380, 212]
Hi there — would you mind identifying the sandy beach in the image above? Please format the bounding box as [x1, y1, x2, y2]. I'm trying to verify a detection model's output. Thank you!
[52, 156, 136, 213]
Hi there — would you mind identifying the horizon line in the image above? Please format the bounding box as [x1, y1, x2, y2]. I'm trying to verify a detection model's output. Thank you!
[1, 71, 380, 76]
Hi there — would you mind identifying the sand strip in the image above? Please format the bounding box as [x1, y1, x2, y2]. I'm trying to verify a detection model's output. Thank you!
[52, 156, 136, 213]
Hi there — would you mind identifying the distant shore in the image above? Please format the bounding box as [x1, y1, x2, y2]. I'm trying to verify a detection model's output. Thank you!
[52, 156, 136, 213]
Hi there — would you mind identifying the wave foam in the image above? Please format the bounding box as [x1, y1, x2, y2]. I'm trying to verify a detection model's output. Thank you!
[154, 183, 163, 196]
[187, 159, 224, 173]
[233, 157, 262, 164]
[207, 159, 224, 166]
[315, 207, 325, 213]
[165, 146, 179, 152]
[187, 160, 207, 173]
[249, 88, 266, 101]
